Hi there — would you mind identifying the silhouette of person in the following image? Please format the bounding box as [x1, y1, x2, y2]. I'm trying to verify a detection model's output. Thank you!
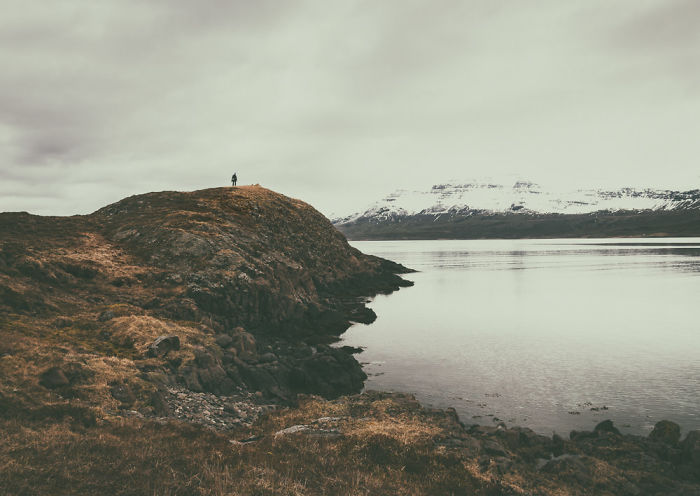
[231, 173, 237, 187]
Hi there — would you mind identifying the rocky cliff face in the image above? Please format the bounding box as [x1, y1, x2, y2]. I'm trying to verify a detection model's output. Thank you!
[0, 186, 412, 417]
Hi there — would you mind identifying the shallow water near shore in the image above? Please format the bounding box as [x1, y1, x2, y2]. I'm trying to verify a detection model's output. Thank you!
[341, 238, 700, 436]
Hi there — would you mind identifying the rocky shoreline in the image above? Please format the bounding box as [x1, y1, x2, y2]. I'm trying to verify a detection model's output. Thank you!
[97, 377, 700, 494]
[105, 386, 700, 495]
[263, 392, 700, 495]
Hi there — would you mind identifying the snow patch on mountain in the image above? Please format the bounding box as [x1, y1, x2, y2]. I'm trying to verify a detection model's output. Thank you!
[335, 181, 700, 224]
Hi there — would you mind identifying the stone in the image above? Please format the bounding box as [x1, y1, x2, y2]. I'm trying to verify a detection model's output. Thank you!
[649, 420, 681, 445]
[470, 425, 498, 437]
[570, 430, 595, 441]
[239, 364, 279, 393]
[147, 335, 180, 357]
[230, 327, 257, 360]
[39, 367, 69, 389]
[275, 424, 311, 436]
[238, 435, 263, 444]
[541, 454, 593, 485]
[681, 431, 700, 464]
[308, 429, 343, 439]
[492, 456, 513, 475]
[98, 310, 115, 322]
[258, 352, 277, 363]
[274, 424, 343, 439]
[312, 416, 345, 424]
[193, 348, 217, 368]
[499, 428, 521, 449]
[594, 420, 621, 436]
[215, 334, 233, 348]
[340, 345, 364, 354]
[149, 390, 171, 416]
[182, 367, 203, 392]
[482, 439, 508, 457]
[109, 381, 136, 406]
[515, 427, 546, 447]
[197, 364, 236, 395]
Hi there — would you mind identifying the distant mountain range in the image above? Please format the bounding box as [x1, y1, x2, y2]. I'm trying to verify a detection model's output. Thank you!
[334, 181, 700, 240]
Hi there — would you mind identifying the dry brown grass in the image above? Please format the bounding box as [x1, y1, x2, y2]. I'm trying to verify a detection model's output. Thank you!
[0, 392, 509, 496]
[2, 383, 691, 496]
[108, 315, 208, 356]
[0, 309, 224, 415]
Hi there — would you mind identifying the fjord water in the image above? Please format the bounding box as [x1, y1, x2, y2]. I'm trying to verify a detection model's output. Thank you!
[342, 239, 700, 436]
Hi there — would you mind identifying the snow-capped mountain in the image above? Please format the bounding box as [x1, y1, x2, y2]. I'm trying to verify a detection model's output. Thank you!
[335, 181, 700, 224]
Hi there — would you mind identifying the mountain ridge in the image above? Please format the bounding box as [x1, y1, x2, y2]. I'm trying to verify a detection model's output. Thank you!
[335, 181, 700, 240]
[335, 181, 700, 225]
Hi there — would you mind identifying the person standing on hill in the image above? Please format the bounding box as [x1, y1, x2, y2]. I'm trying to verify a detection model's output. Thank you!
[231, 172, 238, 187]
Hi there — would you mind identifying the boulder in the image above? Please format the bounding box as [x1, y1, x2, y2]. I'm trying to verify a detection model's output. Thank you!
[230, 327, 257, 360]
[297, 351, 366, 398]
[594, 420, 621, 436]
[275, 424, 343, 439]
[98, 310, 116, 322]
[39, 367, 70, 389]
[181, 366, 203, 392]
[482, 439, 508, 457]
[238, 363, 279, 393]
[149, 390, 171, 416]
[649, 420, 681, 445]
[258, 352, 277, 363]
[193, 347, 217, 368]
[491, 456, 514, 475]
[514, 427, 548, 447]
[198, 364, 236, 395]
[340, 345, 364, 354]
[214, 334, 233, 349]
[147, 335, 180, 357]
[109, 381, 136, 406]
[275, 424, 311, 436]
[681, 431, 700, 464]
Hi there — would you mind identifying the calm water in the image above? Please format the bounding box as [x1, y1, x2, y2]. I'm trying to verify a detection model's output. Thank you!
[341, 238, 700, 436]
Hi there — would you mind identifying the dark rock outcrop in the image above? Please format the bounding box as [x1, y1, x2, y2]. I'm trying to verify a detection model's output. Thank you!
[147, 335, 181, 357]
[98, 310, 115, 322]
[594, 419, 621, 436]
[39, 367, 70, 389]
[650, 420, 682, 445]
[682, 431, 700, 464]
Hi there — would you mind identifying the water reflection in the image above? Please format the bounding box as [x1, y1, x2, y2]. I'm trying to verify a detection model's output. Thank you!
[341, 238, 700, 436]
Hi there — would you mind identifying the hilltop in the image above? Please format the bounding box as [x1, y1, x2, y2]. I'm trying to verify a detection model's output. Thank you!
[0, 185, 412, 405]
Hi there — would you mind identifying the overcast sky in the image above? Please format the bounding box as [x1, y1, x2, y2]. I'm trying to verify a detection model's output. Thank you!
[1, 0, 699, 216]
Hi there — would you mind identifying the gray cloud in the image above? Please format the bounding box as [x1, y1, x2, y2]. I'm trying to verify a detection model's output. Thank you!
[614, 0, 700, 50]
[1, 0, 698, 216]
